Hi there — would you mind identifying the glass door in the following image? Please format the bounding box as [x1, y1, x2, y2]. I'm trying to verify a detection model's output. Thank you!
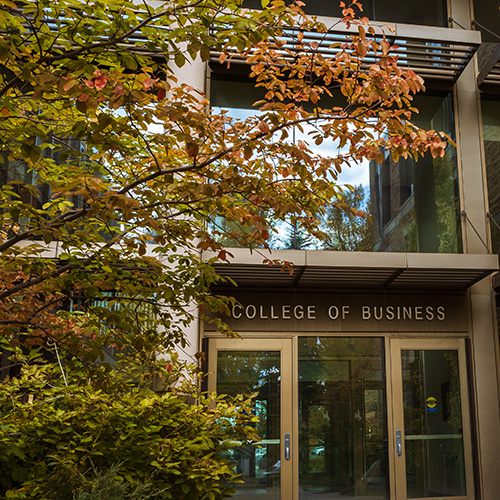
[297, 337, 389, 500]
[390, 339, 474, 500]
[209, 337, 474, 500]
[208, 338, 293, 500]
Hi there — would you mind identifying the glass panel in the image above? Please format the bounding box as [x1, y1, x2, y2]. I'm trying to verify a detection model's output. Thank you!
[481, 97, 500, 255]
[401, 350, 466, 498]
[481, 97, 500, 345]
[217, 351, 281, 500]
[243, 0, 447, 27]
[370, 93, 462, 253]
[210, 77, 461, 253]
[298, 337, 389, 500]
[473, 0, 500, 42]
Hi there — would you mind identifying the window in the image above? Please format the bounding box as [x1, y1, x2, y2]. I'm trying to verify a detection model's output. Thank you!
[370, 93, 461, 253]
[243, 0, 448, 27]
[481, 96, 500, 254]
[1, 136, 84, 236]
[210, 74, 462, 253]
[473, 0, 500, 42]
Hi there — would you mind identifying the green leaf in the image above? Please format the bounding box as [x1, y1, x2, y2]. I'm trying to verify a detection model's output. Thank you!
[175, 52, 186, 67]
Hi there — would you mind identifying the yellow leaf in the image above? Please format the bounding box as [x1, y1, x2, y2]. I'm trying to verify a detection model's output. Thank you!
[375, 150, 385, 164]
[0, 0, 17, 8]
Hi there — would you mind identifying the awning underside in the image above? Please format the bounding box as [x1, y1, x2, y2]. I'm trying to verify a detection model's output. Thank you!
[211, 251, 498, 290]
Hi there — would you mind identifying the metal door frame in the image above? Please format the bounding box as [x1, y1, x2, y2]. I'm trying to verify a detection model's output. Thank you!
[388, 338, 474, 500]
[208, 337, 295, 500]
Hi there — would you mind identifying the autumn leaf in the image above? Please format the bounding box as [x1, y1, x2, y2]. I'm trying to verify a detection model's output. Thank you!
[93, 71, 107, 91]
[157, 87, 166, 101]
[185, 141, 199, 158]
[258, 121, 270, 134]
[143, 77, 158, 90]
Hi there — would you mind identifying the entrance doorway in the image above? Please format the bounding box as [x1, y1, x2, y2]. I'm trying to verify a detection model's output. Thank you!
[208, 337, 473, 500]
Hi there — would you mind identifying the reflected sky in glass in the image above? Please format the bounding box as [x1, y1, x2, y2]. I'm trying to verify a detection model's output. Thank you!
[212, 105, 370, 198]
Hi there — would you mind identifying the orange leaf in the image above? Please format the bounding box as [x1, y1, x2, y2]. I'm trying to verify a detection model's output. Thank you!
[258, 121, 270, 134]
[93, 71, 107, 91]
[157, 87, 166, 101]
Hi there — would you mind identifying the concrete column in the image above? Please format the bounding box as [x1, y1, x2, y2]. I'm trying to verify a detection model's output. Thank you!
[173, 59, 206, 362]
[452, 1, 500, 499]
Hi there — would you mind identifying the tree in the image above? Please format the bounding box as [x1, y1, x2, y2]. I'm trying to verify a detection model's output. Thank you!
[283, 220, 317, 250]
[321, 184, 373, 251]
[0, 0, 450, 497]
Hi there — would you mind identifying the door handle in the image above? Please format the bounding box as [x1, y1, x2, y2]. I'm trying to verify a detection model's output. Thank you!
[284, 433, 291, 461]
[396, 430, 402, 457]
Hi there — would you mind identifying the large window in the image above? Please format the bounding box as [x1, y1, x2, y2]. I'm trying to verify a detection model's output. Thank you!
[481, 95, 500, 369]
[481, 97, 500, 255]
[210, 75, 462, 253]
[473, 0, 500, 42]
[370, 93, 462, 253]
[244, 0, 448, 27]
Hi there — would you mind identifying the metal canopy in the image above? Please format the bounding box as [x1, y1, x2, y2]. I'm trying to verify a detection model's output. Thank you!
[477, 42, 500, 91]
[208, 250, 498, 290]
[210, 19, 480, 84]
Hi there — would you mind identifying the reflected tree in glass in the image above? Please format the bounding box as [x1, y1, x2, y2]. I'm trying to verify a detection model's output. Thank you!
[217, 351, 281, 500]
[298, 337, 389, 500]
[321, 185, 373, 251]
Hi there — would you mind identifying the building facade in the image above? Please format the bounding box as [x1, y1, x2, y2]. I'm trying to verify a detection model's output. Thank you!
[176, 1, 500, 499]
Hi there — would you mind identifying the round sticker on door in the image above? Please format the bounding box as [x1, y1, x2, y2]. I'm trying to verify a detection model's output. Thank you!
[426, 396, 438, 413]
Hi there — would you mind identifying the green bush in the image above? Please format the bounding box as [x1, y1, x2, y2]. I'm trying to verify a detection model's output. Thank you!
[0, 358, 258, 500]
[73, 464, 159, 500]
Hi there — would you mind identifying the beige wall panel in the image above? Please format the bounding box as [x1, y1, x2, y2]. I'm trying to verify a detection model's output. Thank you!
[172, 56, 205, 90]
[470, 282, 500, 500]
[449, 0, 472, 29]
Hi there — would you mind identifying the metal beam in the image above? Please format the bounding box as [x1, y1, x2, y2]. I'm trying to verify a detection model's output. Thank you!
[478, 43, 500, 87]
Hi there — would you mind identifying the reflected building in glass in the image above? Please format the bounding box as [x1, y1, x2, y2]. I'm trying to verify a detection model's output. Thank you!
[369, 94, 462, 253]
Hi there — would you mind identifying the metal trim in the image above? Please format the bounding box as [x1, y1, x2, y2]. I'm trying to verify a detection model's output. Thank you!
[210, 20, 480, 83]
[207, 250, 498, 290]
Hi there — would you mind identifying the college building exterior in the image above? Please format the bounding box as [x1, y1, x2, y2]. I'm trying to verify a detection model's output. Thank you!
[174, 1, 500, 499]
[1, 0, 499, 499]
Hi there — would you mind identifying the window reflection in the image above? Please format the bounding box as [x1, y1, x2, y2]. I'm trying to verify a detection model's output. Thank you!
[473, 0, 500, 43]
[481, 96, 500, 345]
[217, 351, 281, 499]
[298, 337, 389, 500]
[210, 77, 462, 253]
[370, 94, 462, 253]
[481, 97, 500, 255]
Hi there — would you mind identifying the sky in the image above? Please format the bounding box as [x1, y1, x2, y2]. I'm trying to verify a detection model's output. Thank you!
[213, 106, 371, 191]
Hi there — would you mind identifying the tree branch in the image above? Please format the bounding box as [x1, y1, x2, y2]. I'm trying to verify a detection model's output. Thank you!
[118, 113, 346, 195]
[0, 227, 132, 301]
[0, 207, 89, 253]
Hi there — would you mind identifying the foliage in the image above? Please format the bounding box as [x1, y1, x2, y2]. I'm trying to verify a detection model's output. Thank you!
[0, 0, 451, 497]
[0, 348, 259, 499]
[74, 464, 157, 500]
[0, 0, 450, 354]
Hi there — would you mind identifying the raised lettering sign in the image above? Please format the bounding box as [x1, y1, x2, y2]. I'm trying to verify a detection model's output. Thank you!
[205, 292, 468, 333]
